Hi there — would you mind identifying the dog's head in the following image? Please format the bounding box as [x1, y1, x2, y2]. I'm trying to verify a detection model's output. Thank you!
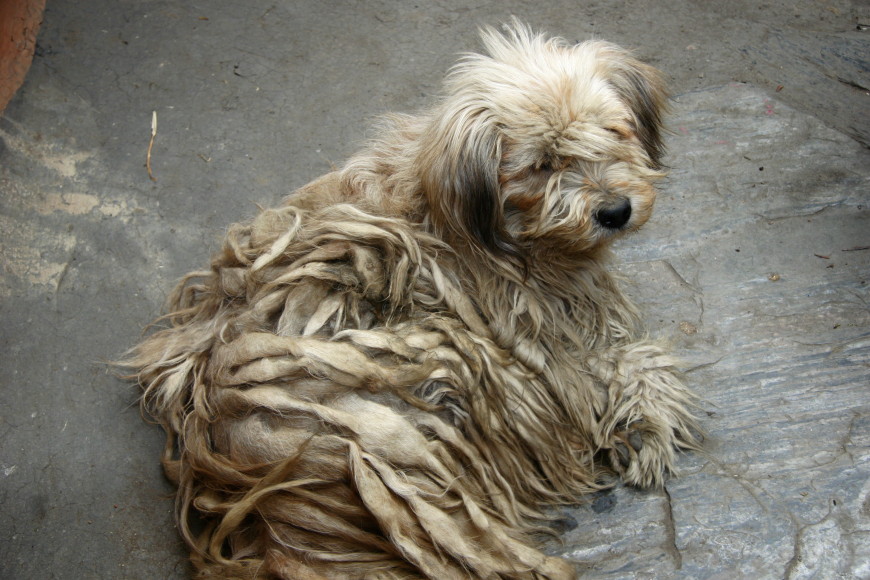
[418, 21, 668, 262]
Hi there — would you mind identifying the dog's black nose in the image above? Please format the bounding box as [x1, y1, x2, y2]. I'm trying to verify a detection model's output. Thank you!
[594, 199, 632, 229]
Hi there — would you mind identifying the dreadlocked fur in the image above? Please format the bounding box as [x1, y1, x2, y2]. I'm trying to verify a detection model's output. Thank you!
[123, 21, 700, 579]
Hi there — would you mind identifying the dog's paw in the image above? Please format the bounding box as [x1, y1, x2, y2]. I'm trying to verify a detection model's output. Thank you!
[605, 418, 700, 488]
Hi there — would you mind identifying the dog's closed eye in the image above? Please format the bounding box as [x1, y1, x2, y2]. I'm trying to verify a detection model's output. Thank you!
[536, 155, 571, 174]
[604, 126, 633, 141]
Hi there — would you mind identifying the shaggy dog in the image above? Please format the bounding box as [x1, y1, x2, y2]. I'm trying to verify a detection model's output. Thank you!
[125, 21, 700, 580]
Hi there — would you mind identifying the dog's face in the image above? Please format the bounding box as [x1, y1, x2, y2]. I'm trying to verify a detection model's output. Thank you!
[419, 24, 668, 261]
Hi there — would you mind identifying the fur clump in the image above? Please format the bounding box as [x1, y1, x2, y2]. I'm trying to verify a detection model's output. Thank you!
[123, 21, 700, 580]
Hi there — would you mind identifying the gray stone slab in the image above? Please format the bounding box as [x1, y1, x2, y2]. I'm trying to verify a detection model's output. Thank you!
[743, 28, 870, 146]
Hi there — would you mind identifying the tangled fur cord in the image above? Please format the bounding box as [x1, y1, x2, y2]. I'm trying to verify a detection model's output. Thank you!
[127, 204, 624, 579]
[124, 202, 701, 579]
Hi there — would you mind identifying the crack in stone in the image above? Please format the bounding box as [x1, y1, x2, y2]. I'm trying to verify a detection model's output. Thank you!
[836, 76, 869, 93]
[661, 259, 702, 295]
[783, 500, 848, 580]
[661, 485, 683, 570]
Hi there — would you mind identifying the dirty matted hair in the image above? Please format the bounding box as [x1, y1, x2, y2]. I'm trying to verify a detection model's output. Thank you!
[122, 21, 699, 580]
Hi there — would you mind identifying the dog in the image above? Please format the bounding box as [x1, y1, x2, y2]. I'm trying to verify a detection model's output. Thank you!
[124, 20, 700, 579]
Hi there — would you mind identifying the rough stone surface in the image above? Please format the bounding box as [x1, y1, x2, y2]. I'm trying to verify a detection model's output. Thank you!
[1, 1, 867, 578]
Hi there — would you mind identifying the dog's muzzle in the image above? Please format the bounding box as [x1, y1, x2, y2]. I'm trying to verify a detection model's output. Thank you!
[594, 198, 632, 229]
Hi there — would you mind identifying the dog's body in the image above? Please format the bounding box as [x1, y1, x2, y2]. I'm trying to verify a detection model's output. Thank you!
[126, 23, 699, 579]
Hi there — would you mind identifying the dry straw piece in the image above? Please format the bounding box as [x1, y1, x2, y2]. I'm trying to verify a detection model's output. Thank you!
[146, 110, 157, 181]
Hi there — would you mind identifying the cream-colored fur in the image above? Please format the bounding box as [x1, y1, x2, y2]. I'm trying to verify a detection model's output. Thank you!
[123, 21, 700, 580]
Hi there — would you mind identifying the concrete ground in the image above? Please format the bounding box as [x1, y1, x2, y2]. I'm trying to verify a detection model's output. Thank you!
[1, 1, 868, 578]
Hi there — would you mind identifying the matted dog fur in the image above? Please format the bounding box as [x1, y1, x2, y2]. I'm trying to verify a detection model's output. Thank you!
[124, 21, 700, 579]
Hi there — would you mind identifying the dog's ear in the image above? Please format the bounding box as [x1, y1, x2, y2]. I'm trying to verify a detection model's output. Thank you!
[418, 106, 519, 259]
[601, 48, 669, 168]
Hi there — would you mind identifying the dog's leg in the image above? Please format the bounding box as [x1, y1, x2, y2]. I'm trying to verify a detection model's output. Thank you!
[585, 342, 701, 487]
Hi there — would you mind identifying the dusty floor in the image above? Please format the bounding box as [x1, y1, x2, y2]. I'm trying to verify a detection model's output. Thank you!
[1, 1, 868, 578]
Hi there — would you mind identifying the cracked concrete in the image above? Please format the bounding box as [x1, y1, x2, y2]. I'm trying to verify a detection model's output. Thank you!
[662, 486, 683, 571]
[1, 1, 869, 578]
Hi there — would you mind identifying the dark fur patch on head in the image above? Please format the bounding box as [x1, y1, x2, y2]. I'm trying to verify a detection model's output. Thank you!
[454, 133, 519, 257]
[420, 110, 522, 261]
[607, 58, 669, 168]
